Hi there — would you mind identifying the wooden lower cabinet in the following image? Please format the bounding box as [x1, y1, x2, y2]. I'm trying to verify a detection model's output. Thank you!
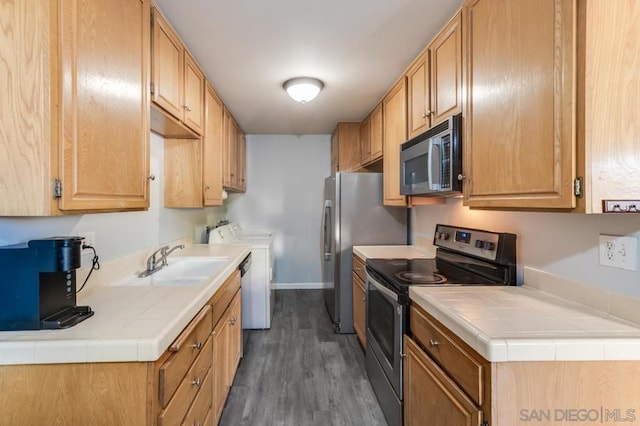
[404, 336, 481, 426]
[352, 274, 366, 347]
[407, 303, 640, 426]
[352, 255, 367, 347]
[212, 289, 242, 424]
[0, 271, 242, 426]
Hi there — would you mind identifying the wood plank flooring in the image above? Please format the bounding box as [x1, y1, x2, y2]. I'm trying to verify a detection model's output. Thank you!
[220, 290, 388, 426]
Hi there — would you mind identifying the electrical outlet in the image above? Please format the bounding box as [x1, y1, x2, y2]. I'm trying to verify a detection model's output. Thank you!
[599, 234, 639, 271]
[78, 231, 96, 251]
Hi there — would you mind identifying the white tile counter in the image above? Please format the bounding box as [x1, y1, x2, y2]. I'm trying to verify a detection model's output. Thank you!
[353, 244, 434, 260]
[0, 243, 251, 365]
[410, 285, 640, 362]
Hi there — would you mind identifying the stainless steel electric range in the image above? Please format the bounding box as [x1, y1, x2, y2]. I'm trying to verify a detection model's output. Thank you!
[364, 224, 517, 426]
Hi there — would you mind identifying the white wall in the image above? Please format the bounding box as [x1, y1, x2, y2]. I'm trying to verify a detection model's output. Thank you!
[226, 134, 331, 286]
[0, 133, 226, 268]
[411, 198, 640, 297]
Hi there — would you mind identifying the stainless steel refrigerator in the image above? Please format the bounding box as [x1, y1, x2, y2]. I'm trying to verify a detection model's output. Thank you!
[322, 172, 407, 333]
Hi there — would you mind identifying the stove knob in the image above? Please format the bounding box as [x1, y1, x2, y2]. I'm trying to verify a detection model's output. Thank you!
[483, 241, 495, 251]
[475, 240, 484, 248]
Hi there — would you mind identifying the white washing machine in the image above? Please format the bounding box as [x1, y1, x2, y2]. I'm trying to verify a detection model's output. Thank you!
[209, 223, 275, 329]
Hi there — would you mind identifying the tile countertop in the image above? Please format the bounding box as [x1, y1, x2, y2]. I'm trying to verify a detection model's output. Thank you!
[410, 286, 640, 362]
[0, 243, 251, 366]
[353, 244, 435, 260]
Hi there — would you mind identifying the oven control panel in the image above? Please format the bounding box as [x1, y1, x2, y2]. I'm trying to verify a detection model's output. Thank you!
[433, 224, 516, 264]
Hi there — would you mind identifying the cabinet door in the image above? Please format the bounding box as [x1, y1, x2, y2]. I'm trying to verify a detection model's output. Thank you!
[183, 52, 205, 135]
[227, 292, 242, 386]
[404, 337, 482, 426]
[406, 53, 430, 138]
[238, 131, 246, 192]
[203, 84, 224, 206]
[151, 9, 183, 119]
[212, 312, 229, 423]
[360, 115, 371, 165]
[463, 0, 576, 208]
[430, 12, 462, 125]
[382, 80, 407, 206]
[0, 0, 53, 216]
[163, 138, 202, 208]
[352, 274, 366, 346]
[59, 0, 150, 210]
[369, 103, 383, 161]
[331, 131, 339, 173]
[222, 108, 232, 188]
[229, 119, 239, 189]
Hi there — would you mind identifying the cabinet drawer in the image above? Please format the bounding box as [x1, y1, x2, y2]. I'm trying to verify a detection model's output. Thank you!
[409, 305, 484, 405]
[181, 367, 213, 426]
[159, 305, 213, 407]
[352, 254, 366, 282]
[208, 269, 241, 327]
[158, 336, 212, 425]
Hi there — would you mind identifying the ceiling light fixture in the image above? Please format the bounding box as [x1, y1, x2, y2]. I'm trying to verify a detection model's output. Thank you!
[283, 77, 324, 104]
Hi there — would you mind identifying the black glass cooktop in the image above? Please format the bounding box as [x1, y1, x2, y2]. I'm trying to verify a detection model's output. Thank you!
[366, 257, 500, 294]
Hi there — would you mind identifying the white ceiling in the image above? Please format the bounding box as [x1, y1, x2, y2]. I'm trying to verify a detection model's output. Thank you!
[153, 0, 462, 134]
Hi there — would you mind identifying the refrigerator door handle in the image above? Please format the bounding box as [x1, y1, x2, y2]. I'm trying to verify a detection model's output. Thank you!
[323, 200, 332, 261]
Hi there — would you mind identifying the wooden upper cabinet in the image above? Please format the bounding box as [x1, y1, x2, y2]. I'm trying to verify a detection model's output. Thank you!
[59, 0, 150, 211]
[183, 52, 205, 135]
[221, 108, 245, 193]
[463, 0, 576, 208]
[238, 132, 247, 192]
[360, 115, 371, 165]
[332, 123, 361, 172]
[406, 52, 430, 139]
[151, 10, 183, 120]
[370, 103, 384, 161]
[382, 79, 407, 207]
[430, 12, 462, 125]
[360, 103, 383, 166]
[151, 8, 204, 137]
[0, 0, 150, 215]
[203, 84, 224, 206]
[577, 0, 640, 213]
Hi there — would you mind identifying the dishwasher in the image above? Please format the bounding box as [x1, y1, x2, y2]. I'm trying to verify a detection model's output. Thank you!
[238, 253, 252, 356]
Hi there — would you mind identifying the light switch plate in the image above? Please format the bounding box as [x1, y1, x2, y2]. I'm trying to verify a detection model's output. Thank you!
[599, 234, 638, 271]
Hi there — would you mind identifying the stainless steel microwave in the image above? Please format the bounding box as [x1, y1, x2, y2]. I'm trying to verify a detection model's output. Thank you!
[400, 113, 462, 196]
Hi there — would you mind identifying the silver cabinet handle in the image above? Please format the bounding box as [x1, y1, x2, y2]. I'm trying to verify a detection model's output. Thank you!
[183, 104, 192, 112]
[191, 378, 202, 387]
[191, 342, 202, 350]
[362, 296, 366, 302]
[457, 174, 466, 181]
[429, 339, 440, 348]
[422, 112, 428, 118]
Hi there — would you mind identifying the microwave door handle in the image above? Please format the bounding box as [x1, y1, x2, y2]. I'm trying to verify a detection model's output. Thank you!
[428, 138, 442, 190]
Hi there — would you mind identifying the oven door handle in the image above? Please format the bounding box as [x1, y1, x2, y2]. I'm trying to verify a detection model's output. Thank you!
[367, 273, 399, 302]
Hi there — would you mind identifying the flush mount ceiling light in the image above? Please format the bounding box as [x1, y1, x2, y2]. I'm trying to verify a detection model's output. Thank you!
[283, 77, 324, 104]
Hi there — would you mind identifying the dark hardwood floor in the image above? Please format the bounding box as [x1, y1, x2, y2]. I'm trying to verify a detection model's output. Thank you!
[219, 289, 388, 426]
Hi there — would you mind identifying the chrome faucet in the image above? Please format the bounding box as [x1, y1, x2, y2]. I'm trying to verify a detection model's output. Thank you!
[139, 244, 185, 277]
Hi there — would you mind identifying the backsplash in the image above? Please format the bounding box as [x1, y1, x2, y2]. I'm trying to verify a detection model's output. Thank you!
[411, 198, 640, 297]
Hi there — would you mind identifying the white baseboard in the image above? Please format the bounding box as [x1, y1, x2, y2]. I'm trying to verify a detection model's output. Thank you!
[272, 282, 328, 290]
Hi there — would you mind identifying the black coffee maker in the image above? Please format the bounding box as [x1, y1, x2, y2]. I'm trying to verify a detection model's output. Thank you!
[0, 237, 94, 331]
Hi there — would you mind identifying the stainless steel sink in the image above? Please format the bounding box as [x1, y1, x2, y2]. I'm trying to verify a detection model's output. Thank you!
[113, 257, 229, 286]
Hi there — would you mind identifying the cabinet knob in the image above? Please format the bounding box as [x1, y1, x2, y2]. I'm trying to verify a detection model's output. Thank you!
[429, 339, 440, 348]
[183, 104, 192, 112]
[457, 174, 466, 181]
[422, 112, 428, 118]
[205, 185, 211, 190]
[191, 378, 202, 387]
[362, 296, 366, 302]
[191, 342, 203, 350]
[147, 175, 155, 181]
